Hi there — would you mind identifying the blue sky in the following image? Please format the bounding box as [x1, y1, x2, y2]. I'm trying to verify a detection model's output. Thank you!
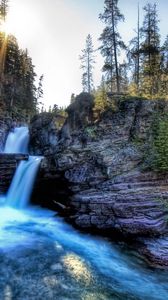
[6, 0, 168, 108]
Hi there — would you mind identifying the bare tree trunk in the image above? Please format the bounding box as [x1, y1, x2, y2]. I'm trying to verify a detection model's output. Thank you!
[111, 0, 120, 93]
[110, 45, 113, 93]
[87, 50, 90, 93]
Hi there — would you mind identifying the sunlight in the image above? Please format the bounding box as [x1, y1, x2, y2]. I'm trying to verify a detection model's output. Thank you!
[4, 12, 21, 36]
[62, 253, 92, 285]
[0, 21, 10, 34]
[0, 32, 8, 78]
[5, 2, 40, 42]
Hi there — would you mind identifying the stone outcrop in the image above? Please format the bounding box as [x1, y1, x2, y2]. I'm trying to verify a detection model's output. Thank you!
[29, 96, 168, 268]
[65, 92, 94, 130]
[29, 112, 62, 155]
[70, 176, 167, 237]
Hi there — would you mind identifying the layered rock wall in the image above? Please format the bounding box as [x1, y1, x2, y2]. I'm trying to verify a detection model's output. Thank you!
[29, 97, 168, 267]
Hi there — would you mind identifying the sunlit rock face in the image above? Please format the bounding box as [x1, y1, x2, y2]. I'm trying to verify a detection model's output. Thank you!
[29, 98, 168, 268]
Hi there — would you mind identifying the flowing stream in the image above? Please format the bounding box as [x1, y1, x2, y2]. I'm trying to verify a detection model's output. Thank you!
[0, 127, 168, 299]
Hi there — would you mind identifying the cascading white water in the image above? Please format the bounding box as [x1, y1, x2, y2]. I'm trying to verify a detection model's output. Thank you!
[3, 127, 42, 208]
[6, 156, 42, 208]
[4, 127, 29, 154]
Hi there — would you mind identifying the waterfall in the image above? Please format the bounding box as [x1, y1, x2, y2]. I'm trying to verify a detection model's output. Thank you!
[6, 156, 42, 208]
[4, 127, 29, 154]
[3, 126, 42, 208]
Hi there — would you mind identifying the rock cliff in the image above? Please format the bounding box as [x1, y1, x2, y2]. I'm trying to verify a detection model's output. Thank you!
[29, 96, 168, 268]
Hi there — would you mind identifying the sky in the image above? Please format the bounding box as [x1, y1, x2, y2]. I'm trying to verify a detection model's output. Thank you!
[5, 0, 168, 109]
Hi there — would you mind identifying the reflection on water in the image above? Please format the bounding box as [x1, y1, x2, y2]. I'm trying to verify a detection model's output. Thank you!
[0, 205, 167, 300]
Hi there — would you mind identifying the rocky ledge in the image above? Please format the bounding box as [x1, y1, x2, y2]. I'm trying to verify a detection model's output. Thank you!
[70, 174, 167, 237]
[137, 237, 168, 268]
[29, 95, 168, 268]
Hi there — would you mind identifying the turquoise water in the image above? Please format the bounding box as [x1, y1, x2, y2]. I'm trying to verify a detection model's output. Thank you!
[0, 206, 167, 300]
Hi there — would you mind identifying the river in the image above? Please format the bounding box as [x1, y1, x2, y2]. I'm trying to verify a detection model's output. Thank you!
[0, 127, 167, 300]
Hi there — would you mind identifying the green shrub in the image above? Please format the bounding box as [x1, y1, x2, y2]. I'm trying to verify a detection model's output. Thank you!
[85, 126, 97, 140]
[150, 116, 168, 171]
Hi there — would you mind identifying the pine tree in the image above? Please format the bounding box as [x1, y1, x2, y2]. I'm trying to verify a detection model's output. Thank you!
[160, 35, 168, 98]
[161, 36, 168, 70]
[99, 0, 125, 93]
[128, 4, 140, 94]
[150, 117, 168, 171]
[0, 1, 38, 119]
[21, 51, 37, 117]
[0, 0, 8, 112]
[119, 61, 129, 93]
[79, 34, 95, 93]
[70, 93, 75, 103]
[140, 3, 161, 97]
[35, 74, 44, 111]
[0, 0, 8, 22]
[94, 76, 108, 118]
[2, 37, 37, 119]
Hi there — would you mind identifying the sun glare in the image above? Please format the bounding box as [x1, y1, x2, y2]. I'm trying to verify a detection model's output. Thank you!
[0, 10, 17, 36]
[5, 14, 17, 36]
[3, 2, 41, 45]
[0, 21, 10, 35]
